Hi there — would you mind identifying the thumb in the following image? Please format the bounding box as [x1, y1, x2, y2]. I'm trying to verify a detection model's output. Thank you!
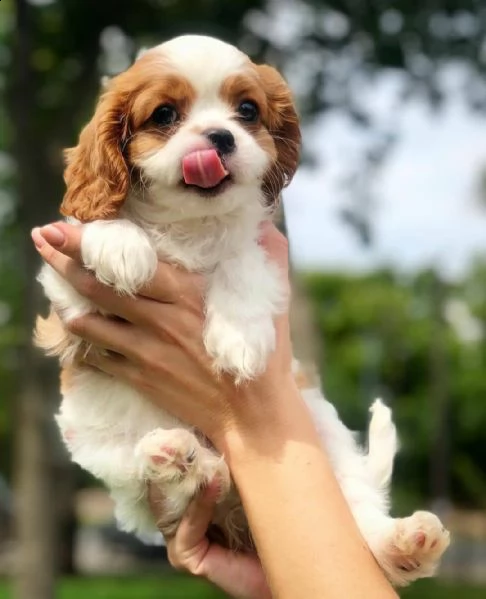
[32, 222, 83, 262]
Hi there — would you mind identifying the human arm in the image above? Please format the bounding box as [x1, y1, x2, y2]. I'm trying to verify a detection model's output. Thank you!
[32, 222, 398, 599]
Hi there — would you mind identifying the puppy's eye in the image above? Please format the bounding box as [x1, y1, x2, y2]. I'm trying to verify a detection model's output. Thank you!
[151, 104, 178, 126]
[237, 100, 259, 122]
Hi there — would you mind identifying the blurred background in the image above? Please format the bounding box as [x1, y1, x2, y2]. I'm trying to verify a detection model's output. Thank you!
[1, 0, 486, 597]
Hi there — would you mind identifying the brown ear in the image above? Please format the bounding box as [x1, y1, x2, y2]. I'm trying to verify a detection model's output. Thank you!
[256, 65, 301, 203]
[60, 89, 130, 222]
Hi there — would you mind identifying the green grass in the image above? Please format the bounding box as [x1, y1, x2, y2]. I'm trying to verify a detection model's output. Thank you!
[0, 576, 228, 599]
[0, 576, 484, 598]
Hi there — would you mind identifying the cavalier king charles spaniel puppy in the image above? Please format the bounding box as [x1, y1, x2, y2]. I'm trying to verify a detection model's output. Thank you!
[36, 35, 449, 585]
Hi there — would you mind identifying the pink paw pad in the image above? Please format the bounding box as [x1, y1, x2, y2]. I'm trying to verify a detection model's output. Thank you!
[149, 444, 197, 474]
[414, 531, 426, 548]
[385, 511, 451, 585]
[150, 446, 176, 465]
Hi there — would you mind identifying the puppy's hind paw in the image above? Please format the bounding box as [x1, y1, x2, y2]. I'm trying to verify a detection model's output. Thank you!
[379, 511, 450, 586]
[136, 428, 201, 483]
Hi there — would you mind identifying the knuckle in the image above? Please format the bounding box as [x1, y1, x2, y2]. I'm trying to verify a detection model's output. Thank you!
[66, 316, 86, 337]
[129, 361, 156, 393]
[152, 314, 169, 338]
[141, 352, 164, 378]
[126, 364, 146, 388]
[129, 336, 155, 365]
[154, 313, 189, 343]
[179, 312, 203, 340]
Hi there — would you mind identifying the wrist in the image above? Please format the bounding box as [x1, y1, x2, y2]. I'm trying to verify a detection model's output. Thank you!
[214, 372, 321, 469]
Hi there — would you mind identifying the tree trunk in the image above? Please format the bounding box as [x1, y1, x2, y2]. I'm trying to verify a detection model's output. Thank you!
[8, 1, 67, 597]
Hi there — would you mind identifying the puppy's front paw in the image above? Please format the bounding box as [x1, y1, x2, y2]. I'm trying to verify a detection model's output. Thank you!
[204, 314, 276, 382]
[379, 511, 450, 586]
[82, 220, 157, 295]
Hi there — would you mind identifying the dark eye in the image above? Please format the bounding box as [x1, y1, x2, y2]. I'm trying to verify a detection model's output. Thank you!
[151, 104, 178, 126]
[238, 100, 259, 122]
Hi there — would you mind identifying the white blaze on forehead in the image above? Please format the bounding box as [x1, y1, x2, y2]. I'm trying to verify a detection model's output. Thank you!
[147, 35, 250, 99]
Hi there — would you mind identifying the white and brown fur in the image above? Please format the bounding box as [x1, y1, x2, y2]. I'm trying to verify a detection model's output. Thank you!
[35, 35, 449, 586]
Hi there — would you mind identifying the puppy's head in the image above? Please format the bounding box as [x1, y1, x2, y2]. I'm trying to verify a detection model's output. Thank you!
[61, 35, 301, 222]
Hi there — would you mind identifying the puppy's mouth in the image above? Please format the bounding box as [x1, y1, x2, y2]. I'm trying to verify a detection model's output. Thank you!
[181, 149, 233, 196]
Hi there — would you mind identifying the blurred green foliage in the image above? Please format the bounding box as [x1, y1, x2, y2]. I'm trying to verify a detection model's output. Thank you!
[305, 264, 486, 510]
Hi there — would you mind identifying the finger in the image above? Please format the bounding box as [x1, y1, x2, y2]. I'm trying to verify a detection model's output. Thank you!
[32, 222, 83, 262]
[138, 261, 205, 305]
[84, 349, 142, 384]
[174, 480, 220, 548]
[67, 313, 142, 358]
[32, 238, 159, 324]
[258, 221, 289, 274]
[165, 481, 220, 572]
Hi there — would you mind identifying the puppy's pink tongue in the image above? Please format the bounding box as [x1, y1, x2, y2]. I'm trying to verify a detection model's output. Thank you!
[182, 149, 228, 189]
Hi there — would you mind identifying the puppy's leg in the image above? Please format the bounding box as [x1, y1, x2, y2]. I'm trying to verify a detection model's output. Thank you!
[36, 262, 95, 364]
[36, 219, 157, 362]
[365, 399, 398, 489]
[204, 245, 286, 381]
[61, 424, 230, 540]
[81, 219, 157, 295]
[135, 428, 231, 537]
[353, 401, 450, 586]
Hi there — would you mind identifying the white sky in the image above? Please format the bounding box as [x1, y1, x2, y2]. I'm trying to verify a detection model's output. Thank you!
[284, 68, 486, 279]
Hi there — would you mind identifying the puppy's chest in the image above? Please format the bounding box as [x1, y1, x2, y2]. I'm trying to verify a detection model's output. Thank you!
[146, 226, 251, 274]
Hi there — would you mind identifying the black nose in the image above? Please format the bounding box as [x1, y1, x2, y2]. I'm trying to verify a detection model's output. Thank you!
[205, 128, 236, 154]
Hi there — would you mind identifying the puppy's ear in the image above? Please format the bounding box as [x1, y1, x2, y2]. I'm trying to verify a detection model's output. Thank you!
[60, 88, 130, 222]
[256, 64, 301, 204]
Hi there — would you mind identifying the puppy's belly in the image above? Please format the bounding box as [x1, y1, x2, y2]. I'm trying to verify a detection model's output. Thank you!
[58, 367, 184, 481]
[57, 366, 251, 547]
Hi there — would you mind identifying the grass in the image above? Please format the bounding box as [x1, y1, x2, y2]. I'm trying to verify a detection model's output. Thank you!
[0, 576, 227, 599]
[0, 576, 484, 598]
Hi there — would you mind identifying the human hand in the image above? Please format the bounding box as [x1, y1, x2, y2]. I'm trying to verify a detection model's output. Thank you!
[150, 479, 271, 599]
[31, 221, 292, 451]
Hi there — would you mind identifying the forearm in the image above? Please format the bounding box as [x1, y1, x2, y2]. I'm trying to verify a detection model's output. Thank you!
[218, 377, 398, 599]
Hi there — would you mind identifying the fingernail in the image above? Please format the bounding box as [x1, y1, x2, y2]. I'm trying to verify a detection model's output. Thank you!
[40, 224, 65, 247]
[31, 227, 45, 250]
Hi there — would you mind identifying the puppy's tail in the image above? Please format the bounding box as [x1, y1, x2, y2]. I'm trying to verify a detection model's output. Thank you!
[365, 399, 399, 489]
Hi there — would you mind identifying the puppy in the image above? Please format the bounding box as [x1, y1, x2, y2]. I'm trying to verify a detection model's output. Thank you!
[35, 35, 449, 585]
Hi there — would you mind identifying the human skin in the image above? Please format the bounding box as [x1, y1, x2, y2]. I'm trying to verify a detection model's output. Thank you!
[32, 222, 397, 599]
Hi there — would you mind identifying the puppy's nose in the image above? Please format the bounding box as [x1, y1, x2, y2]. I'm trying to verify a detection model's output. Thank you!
[205, 128, 236, 154]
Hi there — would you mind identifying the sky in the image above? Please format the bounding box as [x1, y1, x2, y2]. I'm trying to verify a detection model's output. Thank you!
[283, 67, 486, 279]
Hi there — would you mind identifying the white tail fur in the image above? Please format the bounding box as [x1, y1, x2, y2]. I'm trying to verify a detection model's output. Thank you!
[366, 399, 399, 489]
